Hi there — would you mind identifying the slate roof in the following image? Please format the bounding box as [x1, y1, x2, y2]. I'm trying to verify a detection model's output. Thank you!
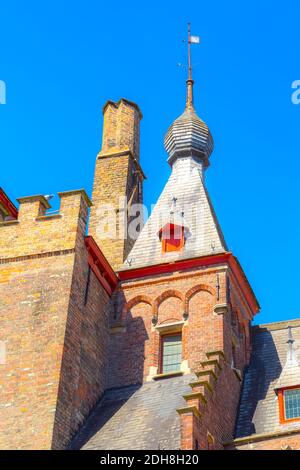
[275, 326, 300, 390]
[235, 319, 300, 438]
[70, 374, 194, 450]
[122, 156, 227, 270]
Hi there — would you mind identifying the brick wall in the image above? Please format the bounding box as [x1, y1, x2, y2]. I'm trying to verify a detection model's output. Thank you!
[0, 190, 111, 449]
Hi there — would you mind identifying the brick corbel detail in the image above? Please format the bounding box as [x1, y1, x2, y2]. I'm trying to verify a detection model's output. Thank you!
[120, 294, 153, 322]
[152, 289, 185, 322]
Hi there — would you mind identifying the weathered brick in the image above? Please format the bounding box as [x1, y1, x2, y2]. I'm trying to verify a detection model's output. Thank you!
[0, 190, 111, 449]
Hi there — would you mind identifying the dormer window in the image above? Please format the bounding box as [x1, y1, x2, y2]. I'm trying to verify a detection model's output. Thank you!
[278, 387, 300, 423]
[159, 223, 185, 253]
[158, 222, 188, 253]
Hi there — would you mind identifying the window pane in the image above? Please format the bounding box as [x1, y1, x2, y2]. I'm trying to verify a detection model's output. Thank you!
[162, 334, 182, 373]
[284, 389, 300, 420]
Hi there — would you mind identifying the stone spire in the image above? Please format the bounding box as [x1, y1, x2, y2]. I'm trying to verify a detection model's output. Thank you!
[275, 326, 300, 390]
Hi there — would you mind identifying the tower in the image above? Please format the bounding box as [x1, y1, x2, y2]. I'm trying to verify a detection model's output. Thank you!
[89, 98, 145, 270]
[105, 25, 260, 450]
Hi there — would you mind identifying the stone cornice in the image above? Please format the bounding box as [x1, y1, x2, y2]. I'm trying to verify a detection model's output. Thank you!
[17, 194, 51, 209]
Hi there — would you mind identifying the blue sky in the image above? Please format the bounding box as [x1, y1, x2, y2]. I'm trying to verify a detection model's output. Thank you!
[0, 1, 299, 325]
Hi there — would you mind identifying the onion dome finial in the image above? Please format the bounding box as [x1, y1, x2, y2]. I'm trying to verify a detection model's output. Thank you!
[164, 24, 214, 168]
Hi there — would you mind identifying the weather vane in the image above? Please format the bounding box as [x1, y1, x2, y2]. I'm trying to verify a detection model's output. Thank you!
[178, 24, 200, 108]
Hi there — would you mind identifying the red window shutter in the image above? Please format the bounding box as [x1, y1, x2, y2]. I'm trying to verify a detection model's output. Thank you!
[161, 224, 185, 253]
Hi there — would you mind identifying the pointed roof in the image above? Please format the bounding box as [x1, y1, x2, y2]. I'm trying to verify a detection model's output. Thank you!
[122, 156, 227, 270]
[275, 326, 300, 390]
[158, 199, 190, 238]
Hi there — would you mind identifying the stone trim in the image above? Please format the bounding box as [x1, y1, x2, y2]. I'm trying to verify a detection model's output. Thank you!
[57, 189, 92, 207]
[183, 392, 207, 404]
[0, 188, 18, 218]
[201, 359, 222, 371]
[85, 236, 118, 296]
[232, 367, 242, 381]
[190, 380, 213, 393]
[36, 214, 62, 221]
[102, 98, 143, 120]
[0, 219, 19, 227]
[119, 266, 227, 290]
[155, 320, 185, 334]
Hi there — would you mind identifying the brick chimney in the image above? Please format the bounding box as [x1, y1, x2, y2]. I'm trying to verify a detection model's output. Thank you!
[89, 98, 145, 271]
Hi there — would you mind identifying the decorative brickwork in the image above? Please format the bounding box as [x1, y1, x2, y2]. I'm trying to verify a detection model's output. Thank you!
[107, 260, 256, 449]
